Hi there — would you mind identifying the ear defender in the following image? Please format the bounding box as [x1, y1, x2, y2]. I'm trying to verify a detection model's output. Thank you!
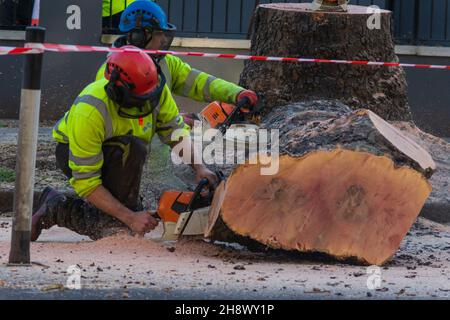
[127, 28, 151, 48]
[127, 12, 154, 49]
[105, 68, 125, 105]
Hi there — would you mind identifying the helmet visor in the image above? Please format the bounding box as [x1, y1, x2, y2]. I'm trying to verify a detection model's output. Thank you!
[150, 29, 175, 51]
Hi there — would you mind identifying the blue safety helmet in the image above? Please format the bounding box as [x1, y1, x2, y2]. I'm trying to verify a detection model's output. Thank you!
[119, 0, 177, 33]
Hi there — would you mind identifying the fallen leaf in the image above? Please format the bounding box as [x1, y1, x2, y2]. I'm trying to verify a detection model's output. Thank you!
[396, 289, 406, 295]
[41, 284, 65, 292]
[353, 272, 365, 277]
[257, 277, 266, 281]
[305, 288, 331, 294]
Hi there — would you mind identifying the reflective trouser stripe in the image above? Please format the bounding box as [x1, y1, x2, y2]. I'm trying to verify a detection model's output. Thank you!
[182, 68, 202, 97]
[203, 75, 217, 102]
[74, 95, 114, 140]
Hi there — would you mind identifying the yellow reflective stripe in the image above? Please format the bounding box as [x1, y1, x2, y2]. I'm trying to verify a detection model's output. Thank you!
[160, 57, 172, 91]
[53, 117, 69, 143]
[74, 95, 113, 140]
[72, 170, 101, 180]
[182, 68, 202, 96]
[203, 75, 218, 102]
[159, 126, 190, 144]
[156, 115, 183, 132]
[158, 122, 190, 137]
[69, 150, 103, 166]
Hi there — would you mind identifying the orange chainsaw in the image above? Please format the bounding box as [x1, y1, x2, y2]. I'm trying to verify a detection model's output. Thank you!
[153, 171, 224, 241]
[184, 96, 262, 134]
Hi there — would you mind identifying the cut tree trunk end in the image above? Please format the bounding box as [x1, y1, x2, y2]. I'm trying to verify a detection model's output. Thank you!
[240, 3, 412, 121]
[206, 101, 435, 265]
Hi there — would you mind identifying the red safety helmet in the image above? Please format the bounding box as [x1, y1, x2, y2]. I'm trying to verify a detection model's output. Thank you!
[104, 45, 166, 118]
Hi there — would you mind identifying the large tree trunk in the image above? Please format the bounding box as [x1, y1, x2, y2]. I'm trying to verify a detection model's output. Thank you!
[205, 101, 435, 265]
[239, 3, 412, 121]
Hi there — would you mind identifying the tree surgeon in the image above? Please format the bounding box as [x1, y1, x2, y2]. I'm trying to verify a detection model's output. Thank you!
[31, 48, 217, 241]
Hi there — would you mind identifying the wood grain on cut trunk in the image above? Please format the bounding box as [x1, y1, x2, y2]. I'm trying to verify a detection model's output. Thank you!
[206, 101, 435, 265]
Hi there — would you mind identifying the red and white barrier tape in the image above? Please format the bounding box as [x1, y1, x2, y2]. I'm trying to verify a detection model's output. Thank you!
[39, 43, 450, 70]
[2, 42, 450, 70]
[0, 46, 43, 55]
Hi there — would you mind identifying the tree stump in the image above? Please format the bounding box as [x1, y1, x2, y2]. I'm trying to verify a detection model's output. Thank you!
[205, 101, 435, 265]
[239, 4, 412, 121]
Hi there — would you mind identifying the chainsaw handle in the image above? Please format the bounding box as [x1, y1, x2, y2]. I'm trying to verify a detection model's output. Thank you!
[177, 178, 210, 237]
[218, 96, 257, 135]
[219, 103, 242, 135]
[236, 96, 252, 111]
[177, 172, 224, 237]
[150, 211, 161, 221]
[187, 178, 210, 211]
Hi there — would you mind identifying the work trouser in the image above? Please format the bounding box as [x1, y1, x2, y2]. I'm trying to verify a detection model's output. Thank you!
[49, 135, 148, 239]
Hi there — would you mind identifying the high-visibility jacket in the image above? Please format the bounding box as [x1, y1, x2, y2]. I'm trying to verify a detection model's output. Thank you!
[102, 0, 136, 17]
[53, 78, 190, 198]
[96, 51, 244, 105]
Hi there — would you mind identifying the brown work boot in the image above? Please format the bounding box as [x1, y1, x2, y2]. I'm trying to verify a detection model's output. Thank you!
[31, 187, 62, 241]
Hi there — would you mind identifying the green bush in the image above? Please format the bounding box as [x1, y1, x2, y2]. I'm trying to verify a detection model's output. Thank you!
[0, 167, 15, 183]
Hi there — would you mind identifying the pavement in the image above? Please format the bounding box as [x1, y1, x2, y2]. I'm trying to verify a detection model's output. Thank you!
[0, 216, 450, 300]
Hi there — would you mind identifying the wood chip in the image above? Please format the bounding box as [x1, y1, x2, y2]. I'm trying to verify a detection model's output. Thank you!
[41, 284, 65, 292]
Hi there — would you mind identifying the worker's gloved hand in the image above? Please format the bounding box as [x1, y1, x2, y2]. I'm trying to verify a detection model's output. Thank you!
[237, 90, 258, 112]
[181, 112, 199, 129]
[195, 166, 219, 190]
[126, 211, 159, 236]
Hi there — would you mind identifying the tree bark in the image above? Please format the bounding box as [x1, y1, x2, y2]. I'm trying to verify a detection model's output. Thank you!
[205, 101, 435, 265]
[239, 3, 412, 121]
